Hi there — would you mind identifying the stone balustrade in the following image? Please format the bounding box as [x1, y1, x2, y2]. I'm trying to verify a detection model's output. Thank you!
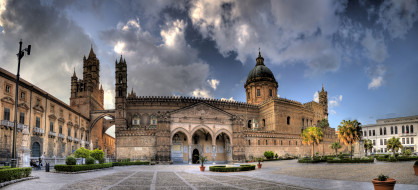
[34, 127, 44, 135]
[58, 133, 65, 140]
[1, 120, 14, 129]
[49, 131, 57, 138]
[74, 138, 79, 143]
[17, 123, 28, 131]
[67, 136, 73, 142]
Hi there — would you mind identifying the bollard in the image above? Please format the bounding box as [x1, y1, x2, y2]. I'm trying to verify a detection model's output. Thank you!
[45, 163, 50, 172]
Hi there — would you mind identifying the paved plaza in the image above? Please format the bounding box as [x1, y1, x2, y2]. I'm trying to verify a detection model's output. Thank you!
[3, 160, 418, 190]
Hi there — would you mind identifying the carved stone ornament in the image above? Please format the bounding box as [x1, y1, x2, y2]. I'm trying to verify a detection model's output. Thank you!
[18, 103, 30, 110]
[1, 96, 14, 105]
[48, 114, 57, 120]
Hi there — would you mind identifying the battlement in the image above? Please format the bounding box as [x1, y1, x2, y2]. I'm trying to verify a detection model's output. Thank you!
[127, 96, 259, 108]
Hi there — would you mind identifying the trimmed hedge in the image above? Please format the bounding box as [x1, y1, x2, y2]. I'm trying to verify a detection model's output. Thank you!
[0, 167, 32, 183]
[376, 156, 418, 162]
[0, 166, 11, 170]
[326, 158, 374, 163]
[209, 164, 256, 172]
[297, 159, 325, 163]
[54, 163, 113, 172]
[112, 161, 150, 166]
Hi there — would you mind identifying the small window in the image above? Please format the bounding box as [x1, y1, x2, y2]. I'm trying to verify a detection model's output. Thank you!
[248, 120, 252, 129]
[402, 126, 405, 133]
[36, 117, 40, 128]
[20, 92, 25, 100]
[19, 112, 25, 124]
[49, 122, 54, 132]
[373, 130, 376, 136]
[248, 140, 251, 145]
[412, 137, 414, 144]
[81, 132, 84, 140]
[383, 127, 386, 135]
[266, 140, 268, 145]
[287, 116, 290, 125]
[74, 129, 77, 138]
[3, 108, 11, 121]
[262, 119, 266, 127]
[380, 139, 383, 145]
[269, 89, 272, 97]
[36, 99, 41, 106]
[390, 126, 393, 134]
[257, 89, 260, 96]
[62, 144, 65, 153]
[60, 109, 63, 117]
[407, 138, 409, 144]
[68, 128, 71, 136]
[59, 125, 63, 134]
[406, 125, 409, 133]
[402, 138, 405, 144]
[50, 105, 55, 113]
[394, 126, 397, 134]
[373, 140, 375, 145]
[5, 85, 11, 93]
[384, 139, 387, 145]
[380, 128, 382, 135]
[296, 141, 298, 146]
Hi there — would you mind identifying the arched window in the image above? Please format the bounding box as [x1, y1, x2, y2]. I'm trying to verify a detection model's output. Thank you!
[390, 126, 393, 134]
[411, 125, 414, 133]
[383, 127, 386, 135]
[248, 140, 251, 145]
[406, 125, 409, 133]
[379, 128, 382, 135]
[150, 115, 157, 126]
[262, 119, 266, 127]
[395, 126, 398, 134]
[119, 75, 123, 83]
[302, 118, 304, 126]
[59, 125, 62, 134]
[248, 120, 252, 129]
[287, 116, 290, 125]
[132, 115, 140, 126]
[402, 126, 405, 133]
[266, 140, 268, 145]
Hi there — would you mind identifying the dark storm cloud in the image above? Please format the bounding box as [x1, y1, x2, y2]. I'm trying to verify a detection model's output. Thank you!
[99, 18, 211, 97]
[0, 0, 93, 103]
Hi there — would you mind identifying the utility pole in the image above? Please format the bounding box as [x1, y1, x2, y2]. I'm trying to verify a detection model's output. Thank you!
[11, 40, 31, 168]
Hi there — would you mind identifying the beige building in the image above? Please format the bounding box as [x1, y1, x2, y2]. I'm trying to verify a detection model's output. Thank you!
[0, 47, 114, 166]
[114, 51, 341, 164]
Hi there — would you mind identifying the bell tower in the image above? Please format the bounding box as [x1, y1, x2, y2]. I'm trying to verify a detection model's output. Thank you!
[318, 84, 328, 119]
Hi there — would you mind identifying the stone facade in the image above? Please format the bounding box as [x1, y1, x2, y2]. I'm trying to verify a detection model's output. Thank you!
[0, 47, 113, 166]
[115, 52, 340, 163]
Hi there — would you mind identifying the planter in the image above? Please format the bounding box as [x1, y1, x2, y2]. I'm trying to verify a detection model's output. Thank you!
[257, 164, 262, 169]
[414, 165, 418, 175]
[200, 166, 205, 172]
[372, 178, 396, 190]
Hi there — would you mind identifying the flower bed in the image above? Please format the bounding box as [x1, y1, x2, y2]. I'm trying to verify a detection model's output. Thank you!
[0, 167, 32, 183]
[112, 161, 150, 166]
[54, 163, 113, 172]
[209, 164, 255, 172]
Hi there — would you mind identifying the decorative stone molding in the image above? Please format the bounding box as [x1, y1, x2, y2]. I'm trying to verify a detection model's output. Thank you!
[1, 96, 14, 105]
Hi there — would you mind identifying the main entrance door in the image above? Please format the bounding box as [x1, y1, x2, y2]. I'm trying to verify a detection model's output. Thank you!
[192, 149, 199, 164]
[31, 142, 40, 157]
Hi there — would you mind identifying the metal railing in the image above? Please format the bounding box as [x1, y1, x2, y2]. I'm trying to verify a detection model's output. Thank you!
[34, 127, 44, 134]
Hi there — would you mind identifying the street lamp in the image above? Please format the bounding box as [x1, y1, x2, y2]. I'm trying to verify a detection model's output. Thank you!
[11, 40, 31, 168]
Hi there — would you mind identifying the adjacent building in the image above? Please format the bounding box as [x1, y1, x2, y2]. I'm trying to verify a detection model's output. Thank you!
[362, 115, 417, 154]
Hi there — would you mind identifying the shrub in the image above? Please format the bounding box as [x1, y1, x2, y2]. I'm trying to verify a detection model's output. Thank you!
[117, 158, 131, 162]
[414, 160, 418, 166]
[377, 174, 388, 181]
[54, 163, 112, 172]
[90, 148, 104, 162]
[98, 157, 105, 164]
[264, 151, 274, 159]
[85, 157, 95, 165]
[333, 157, 341, 161]
[298, 158, 324, 163]
[0, 167, 32, 183]
[404, 149, 412, 156]
[275, 153, 278, 159]
[209, 165, 256, 172]
[0, 166, 11, 170]
[112, 161, 150, 166]
[65, 156, 77, 165]
[327, 158, 374, 163]
[74, 147, 91, 159]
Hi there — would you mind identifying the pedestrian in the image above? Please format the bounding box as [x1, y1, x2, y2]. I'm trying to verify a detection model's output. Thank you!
[38, 157, 42, 170]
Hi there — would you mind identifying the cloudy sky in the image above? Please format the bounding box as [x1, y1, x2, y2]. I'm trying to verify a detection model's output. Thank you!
[1, 0, 418, 130]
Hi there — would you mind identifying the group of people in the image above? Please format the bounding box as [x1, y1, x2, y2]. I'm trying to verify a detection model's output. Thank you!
[30, 158, 42, 170]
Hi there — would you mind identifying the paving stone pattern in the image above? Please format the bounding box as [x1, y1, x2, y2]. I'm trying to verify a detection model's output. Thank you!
[61, 171, 306, 190]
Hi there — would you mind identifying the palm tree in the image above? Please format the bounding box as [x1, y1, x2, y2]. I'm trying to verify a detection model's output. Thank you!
[330, 142, 342, 156]
[301, 126, 324, 159]
[363, 139, 373, 156]
[387, 137, 403, 157]
[337, 120, 362, 159]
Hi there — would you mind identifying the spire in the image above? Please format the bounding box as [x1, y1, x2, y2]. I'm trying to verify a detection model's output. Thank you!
[72, 68, 77, 78]
[322, 84, 324, 91]
[256, 48, 264, 66]
[100, 84, 103, 91]
[88, 44, 96, 58]
[119, 55, 123, 63]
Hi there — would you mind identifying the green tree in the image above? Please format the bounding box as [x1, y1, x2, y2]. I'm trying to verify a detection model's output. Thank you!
[301, 126, 324, 159]
[90, 148, 105, 161]
[363, 139, 373, 156]
[387, 137, 403, 157]
[318, 119, 330, 129]
[74, 147, 91, 159]
[337, 120, 362, 159]
[330, 142, 342, 156]
[264, 151, 274, 159]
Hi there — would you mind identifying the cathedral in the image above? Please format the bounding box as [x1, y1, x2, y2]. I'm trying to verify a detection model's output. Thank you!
[114, 51, 339, 164]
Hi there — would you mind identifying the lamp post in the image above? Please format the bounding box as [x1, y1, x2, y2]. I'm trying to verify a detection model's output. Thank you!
[11, 40, 31, 168]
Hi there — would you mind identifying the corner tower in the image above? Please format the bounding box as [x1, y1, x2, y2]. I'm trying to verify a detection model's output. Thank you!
[115, 55, 127, 130]
[244, 51, 278, 104]
[319, 84, 328, 119]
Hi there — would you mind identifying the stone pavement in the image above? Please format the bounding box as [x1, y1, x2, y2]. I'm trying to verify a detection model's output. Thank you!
[3, 160, 418, 190]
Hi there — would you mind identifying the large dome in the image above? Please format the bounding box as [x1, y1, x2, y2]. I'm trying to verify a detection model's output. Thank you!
[245, 52, 278, 87]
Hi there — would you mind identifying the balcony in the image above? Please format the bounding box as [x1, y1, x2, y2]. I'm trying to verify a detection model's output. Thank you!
[85, 141, 90, 147]
[401, 132, 417, 137]
[48, 131, 57, 138]
[1, 120, 14, 129]
[58, 133, 65, 140]
[74, 138, 79, 143]
[67, 136, 73, 142]
[34, 127, 44, 135]
[17, 123, 28, 131]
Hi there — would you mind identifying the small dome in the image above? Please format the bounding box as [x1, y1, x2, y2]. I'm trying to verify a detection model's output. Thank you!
[245, 51, 277, 87]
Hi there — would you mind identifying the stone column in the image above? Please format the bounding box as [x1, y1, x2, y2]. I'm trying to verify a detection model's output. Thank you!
[212, 145, 216, 164]
[188, 145, 192, 164]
